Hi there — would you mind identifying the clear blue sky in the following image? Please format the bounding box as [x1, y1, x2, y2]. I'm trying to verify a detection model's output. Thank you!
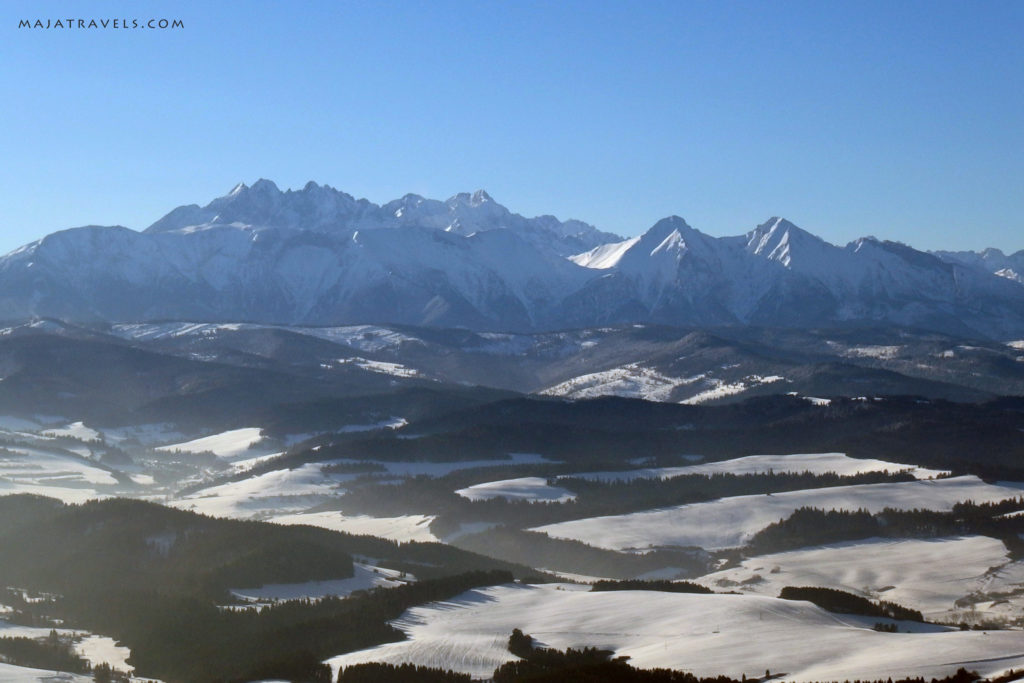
[2, 0, 1022, 255]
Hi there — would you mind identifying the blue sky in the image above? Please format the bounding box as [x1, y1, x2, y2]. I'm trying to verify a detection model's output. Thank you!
[2, 0, 1022, 254]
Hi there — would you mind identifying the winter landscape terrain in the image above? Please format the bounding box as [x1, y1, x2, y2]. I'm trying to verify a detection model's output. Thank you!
[1, 183, 1024, 682]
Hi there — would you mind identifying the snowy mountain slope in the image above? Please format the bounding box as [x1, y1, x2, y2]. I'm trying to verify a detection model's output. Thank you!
[563, 216, 1024, 337]
[935, 247, 1024, 284]
[2, 181, 1024, 337]
[0, 221, 589, 329]
[145, 180, 620, 257]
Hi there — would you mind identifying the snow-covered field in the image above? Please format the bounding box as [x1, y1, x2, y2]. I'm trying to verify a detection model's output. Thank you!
[0, 620, 132, 673]
[697, 535, 1024, 623]
[456, 477, 575, 503]
[231, 563, 412, 603]
[75, 635, 133, 674]
[567, 452, 946, 483]
[169, 464, 348, 519]
[0, 662, 91, 682]
[155, 427, 268, 459]
[533, 476, 1024, 551]
[541, 364, 703, 402]
[271, 510, 439, 543]
[327, 583, 1024, 681]
[0, 446, 118, 503]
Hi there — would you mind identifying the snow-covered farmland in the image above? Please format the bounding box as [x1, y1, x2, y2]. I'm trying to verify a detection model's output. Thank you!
[155, 427, 267, 459]
[74, 635, 133, 674]
[533, 476, 1024, 552]
[456, 477, 575, 503]
[271, 510, 439, 543]
[0, 662, 92, 682]
[0, 620, 132, 673]
[169, 463, 348, 519]
[327, 583, 1024, 681]
[697, 535, 1024, 623]
[567, 452, 946, 483]
[0, 446, 118, 503]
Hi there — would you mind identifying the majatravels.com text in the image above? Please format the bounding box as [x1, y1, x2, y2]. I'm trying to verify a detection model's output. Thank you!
[19, 18, 184, 30]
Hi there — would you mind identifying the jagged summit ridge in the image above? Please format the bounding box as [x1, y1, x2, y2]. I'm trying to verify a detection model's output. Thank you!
[145, 180, 620, 257]
[1, 183, 1023, 338]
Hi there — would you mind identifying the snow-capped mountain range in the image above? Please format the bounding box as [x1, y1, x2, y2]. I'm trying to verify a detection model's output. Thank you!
[1, 180, 1022, 338]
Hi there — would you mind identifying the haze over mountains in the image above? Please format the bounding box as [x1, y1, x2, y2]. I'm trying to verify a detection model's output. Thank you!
[1, 180, 1022, 338]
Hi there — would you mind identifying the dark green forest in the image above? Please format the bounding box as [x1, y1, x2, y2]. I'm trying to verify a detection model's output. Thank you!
[0, 495, 528, 682]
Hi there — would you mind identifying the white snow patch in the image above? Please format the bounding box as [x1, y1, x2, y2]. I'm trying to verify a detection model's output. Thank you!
[42, 422, 100, 442]
[156, 427, 266, 458]
[569, 236, 641, 269]
[533, 476, 1023, 552]
[456, 477, 575, 503]
[844, 345, 903, 359]
[272, 510, 438, 543]
[334, 357, 420, 378]
[681, 375, 785, 405]
[541, 364, 704, 402]
[170, 464, 348, 519]
[74, 635, 132, 672]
